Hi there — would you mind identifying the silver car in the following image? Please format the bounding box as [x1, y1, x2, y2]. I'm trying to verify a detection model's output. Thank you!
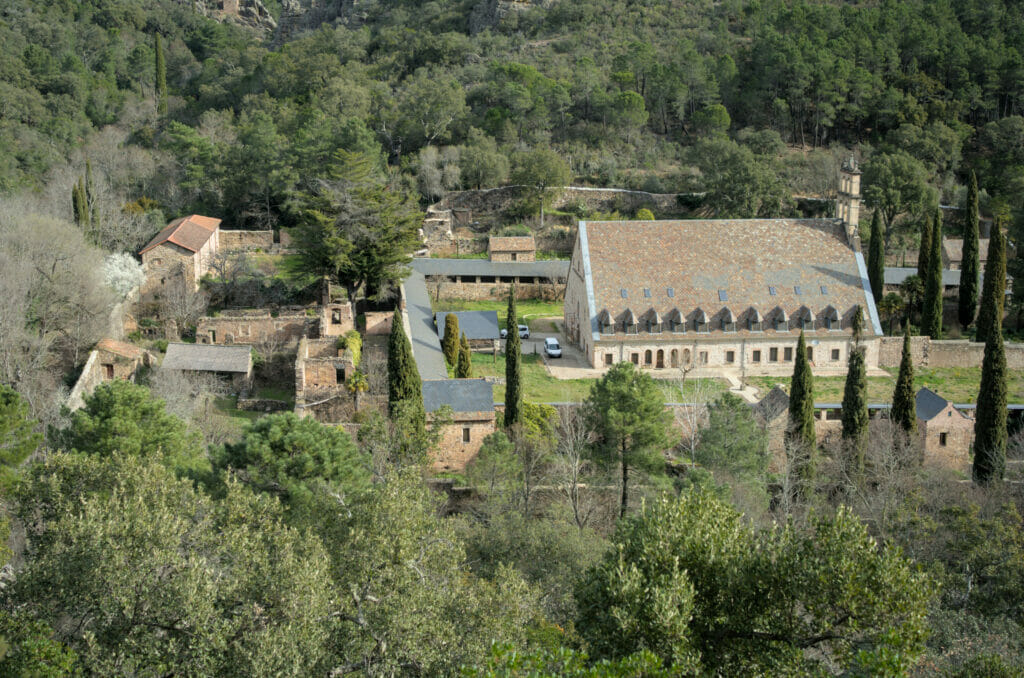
[501, 324, 530, 339]
[544, 337, 562, 358]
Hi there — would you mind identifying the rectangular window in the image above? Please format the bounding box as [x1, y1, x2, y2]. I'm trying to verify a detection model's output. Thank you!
[718, 289, 728, 301]
[511, 252, 518, 261]
[605, 353, 614, 366]
[794, 286, 802, 295]
[697, 322, 709, 333]
[784, 347, 794, 361]
[631, 353, 639, 365]
[479, 275, 495, 283]
[699, 351, 708, 365]
[335, 367, 345, 383]
[463, 427, 471, 443]
[806, 347, 814, 361]
[831, 349, 840, 361]
[725, 350, 735, 363]
[667, 287, 674, 297]
[723, 321, 736, 332]
[820, 285, 828, 294]
[749, 320, 763, 332]
[775, 319, 788, 332]
[620, 289, 628, 298]
[752, 350, 762, 362]
[103, 363, 114, 379]
[769, 347, 779, 362]
[643, 288, 651, 298]
[769, 286, 777, 296]
[939, 432, 948, 446]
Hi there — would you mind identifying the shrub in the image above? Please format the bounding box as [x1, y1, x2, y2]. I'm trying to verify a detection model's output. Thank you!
[337, 330, 362, 366]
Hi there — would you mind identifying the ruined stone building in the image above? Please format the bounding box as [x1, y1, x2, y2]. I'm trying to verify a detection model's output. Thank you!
[161, 343, 253, 390]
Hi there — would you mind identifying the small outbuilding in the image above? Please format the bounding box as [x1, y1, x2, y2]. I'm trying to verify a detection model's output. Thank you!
[161, 342, 253, 389]
[915, 387, 973, 470]
[422, 379, 496, 472]
[488, 236, 536, 262]
[436, 310, 501, 351]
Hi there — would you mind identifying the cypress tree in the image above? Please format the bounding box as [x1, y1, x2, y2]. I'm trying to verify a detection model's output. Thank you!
[891, 326, 917, 435]
[958, 170, 981, 328]
[85, 158, 99, 234]
[441, 313, 460, 367]
[504, 284, 523, 427]
[786, 331, 816, 492]
[921, 208, 943, 338]
[841, 345, 869, 473]
[387, 307, 422, 414]
[72, 179, 88, 228]
[975, 214, 1007, 345]
[917, 213, 932, 282]
[867, 210, 885, 304]
[155, 33, 168, 115]
[973, 310, 1007, 484]
[456, 332, 472, 378]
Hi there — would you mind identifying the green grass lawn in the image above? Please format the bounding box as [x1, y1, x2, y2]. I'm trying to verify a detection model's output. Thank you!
[468, 352, 728, 404]
[431, 299, 565, 330]
[747, 367, 1024, 404]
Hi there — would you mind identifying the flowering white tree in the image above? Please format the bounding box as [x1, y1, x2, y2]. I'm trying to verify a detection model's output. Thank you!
[102, 253, 146, 299]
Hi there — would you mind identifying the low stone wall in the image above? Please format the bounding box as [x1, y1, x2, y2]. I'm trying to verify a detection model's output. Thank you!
[426, 279, 563, 302]
[878, 336, 1024, 369]
[236, 398, 291, 412]
[219, 229, 275, 251]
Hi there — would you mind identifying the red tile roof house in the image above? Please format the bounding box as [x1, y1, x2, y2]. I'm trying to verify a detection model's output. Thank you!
[563, 219, 884, 375]
[138, 214, 222, 296]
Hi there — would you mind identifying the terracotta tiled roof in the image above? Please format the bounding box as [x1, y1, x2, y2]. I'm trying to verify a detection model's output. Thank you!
[943, 238, 989, 265]
[140, 214, 221, 255]
[488, 236, 535, 252]
[95, 338, 144, 360]
[580, 219, 878, 337]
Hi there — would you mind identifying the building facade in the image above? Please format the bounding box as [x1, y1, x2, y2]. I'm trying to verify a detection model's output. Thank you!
[564, 217, 883, 374]
[139, 214, 222, 296]
[488, 236, 536, 262]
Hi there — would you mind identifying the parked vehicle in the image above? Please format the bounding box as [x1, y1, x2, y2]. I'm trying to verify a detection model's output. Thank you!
[500, 325, 530, 339]
[544, 337, 562, 358]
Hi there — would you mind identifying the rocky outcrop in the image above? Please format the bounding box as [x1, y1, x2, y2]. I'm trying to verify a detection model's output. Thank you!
[180, 0, 278, 35]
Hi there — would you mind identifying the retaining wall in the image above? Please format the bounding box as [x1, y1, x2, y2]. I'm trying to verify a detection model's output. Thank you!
[878, 336, 1024, 369]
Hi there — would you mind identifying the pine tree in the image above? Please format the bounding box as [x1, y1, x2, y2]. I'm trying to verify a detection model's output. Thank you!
[504, 285, 523, 428]
[921, 208, 943, 338]
[387, 308, 422, 414]
[841, 346, 869, 473]
[973, 309, 1007, 484]
[441, 313, 460, 367]
[867, 210, 885, 304]
[917, 213, 932, 282]
[155, 33, 168, 115]
[975, 212, 1007, 345]
[891, 327, 917, 435]
[958, 170, 981, 328]
[456, 333, 472, 378]
[786, 331, 816, 493]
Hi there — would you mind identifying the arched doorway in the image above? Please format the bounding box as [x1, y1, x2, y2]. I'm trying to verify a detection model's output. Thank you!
[644, 349, 653, 366]
[656, 349, 665, 368]
[682, 348, 691, 366]
[670, 349, 679, 367]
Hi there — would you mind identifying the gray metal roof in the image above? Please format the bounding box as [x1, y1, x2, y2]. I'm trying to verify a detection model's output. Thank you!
[401, 269, 448, 380]
[422, 379, 494, 413]
[162, 343, 252, 373]
[885, 267, 962, 287]
[915, 387, 950, 421]
[436, 311, 500, 341]
[411, 257, 569, 279]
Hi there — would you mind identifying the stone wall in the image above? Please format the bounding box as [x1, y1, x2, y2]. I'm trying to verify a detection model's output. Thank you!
[878, 336, 1024, 370]
[236, 398, 291, 413]
[431, 413, 497, 472]
[66, 351, 101, 412]
[426, 278, 564, 303]
[219, 229, 274, 251]
[364, 311, 394, 336]
[319, 302, 356, 337]
[197, 310, 315, 347]
[66, 344, 149, 411]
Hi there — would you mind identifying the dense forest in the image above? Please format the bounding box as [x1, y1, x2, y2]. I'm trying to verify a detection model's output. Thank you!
[3, 0, 1024, 675]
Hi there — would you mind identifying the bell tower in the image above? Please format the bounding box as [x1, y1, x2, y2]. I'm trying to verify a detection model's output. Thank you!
[836, 156, 861, 246]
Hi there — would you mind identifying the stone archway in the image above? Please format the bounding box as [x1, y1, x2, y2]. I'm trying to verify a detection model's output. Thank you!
[682, 348, 691, 366]
[670, 349, 679, 367]
[644, 349, 653, 366]
[656, 349, 665, 368]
